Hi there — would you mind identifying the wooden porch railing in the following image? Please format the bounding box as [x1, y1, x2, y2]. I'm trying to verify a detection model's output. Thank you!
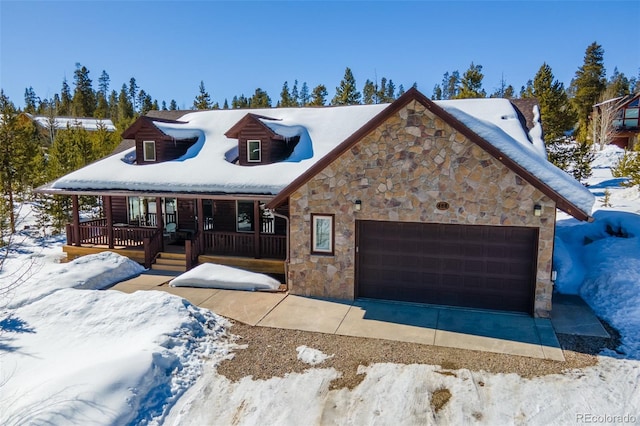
[143, 229, 163, 269]
[67, 222, 158, 248]
[204, 231, 286, 259]
[185, 231, 202, 270]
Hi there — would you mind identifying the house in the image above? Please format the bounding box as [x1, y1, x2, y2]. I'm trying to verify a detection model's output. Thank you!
[37, 88, 595, 318]
[592, 92, 640, 149]
[18, 113, 116, 144]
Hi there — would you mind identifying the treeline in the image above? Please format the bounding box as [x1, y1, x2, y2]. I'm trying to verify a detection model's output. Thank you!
[1, 42, 639, 240]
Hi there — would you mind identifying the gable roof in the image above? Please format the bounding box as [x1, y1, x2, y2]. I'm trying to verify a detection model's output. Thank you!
[121, 116, 188, 139]
[224, 113, 280, 139]
[267, 88, 593, 221]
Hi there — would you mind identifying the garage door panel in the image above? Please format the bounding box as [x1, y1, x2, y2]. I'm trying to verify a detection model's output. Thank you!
[357, 221, 537, 314]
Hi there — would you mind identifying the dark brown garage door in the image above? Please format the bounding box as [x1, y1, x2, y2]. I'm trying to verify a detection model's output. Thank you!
[356, 221, 538, 314]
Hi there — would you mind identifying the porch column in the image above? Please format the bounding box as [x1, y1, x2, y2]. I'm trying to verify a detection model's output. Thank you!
[104, 196, 114, 249]
[71, 195, 81, 247]
[197, 198, 204, 248]
[253, 200, 261, 259]
[156, 197, 164, 251]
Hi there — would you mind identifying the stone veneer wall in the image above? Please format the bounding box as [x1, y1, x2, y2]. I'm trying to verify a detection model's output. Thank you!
[288, 100, 556, 317]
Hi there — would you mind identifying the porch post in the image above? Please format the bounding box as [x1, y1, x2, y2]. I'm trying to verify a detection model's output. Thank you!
[253, 200, 261, 259]
[71, 195, 81, 247]
[105, 196, 114, 249]
[197, 198, 204, 248]
[156, 197, 164, 251]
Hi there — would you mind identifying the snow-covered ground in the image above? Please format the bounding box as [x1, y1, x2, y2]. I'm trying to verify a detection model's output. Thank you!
[2, 145, 640, 425]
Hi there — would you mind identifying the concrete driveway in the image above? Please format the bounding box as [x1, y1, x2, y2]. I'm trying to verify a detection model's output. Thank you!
[110, 271, 570, 361]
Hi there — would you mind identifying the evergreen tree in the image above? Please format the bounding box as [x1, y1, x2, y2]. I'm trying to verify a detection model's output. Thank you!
[152, 100, 159, 111]
[442, 71, 460, 100]
[223, 99, 229, 109]
[249, 88, 271, 108]
[520, 80, 535, 98]
[193, 80, 213, 109]
[108, 90, 119, 121]
[310, 84, 328, 106]
[377, 77, 387, 103]
[161, 100, 167, 110]
[279, 81, 293, 107]
[98, 70, 110, 96]
[0, 91, 41, 233]
[397, 84, 406, 97]
[432, 84, 443, 100]
[569, 42, 607, 142]
[385, 79, 396, 102]
[455, 62, 486, 99]
[95, 70, 110, 118]
[363, 79, 376, 104]
[59, 78, 72, 115]
[331, 67, 361, 105]
[607, 67, 631, 97]
[169, 99, 178, 110]
[532, 63, 577, 168]
[489, 75, 514, 98]
[129, 77, 139, 112]
[299, 82, 310, 106]
[117, 84, 134, 122]
[138, 90, 153, 114]
[291, 80, 300, 106]
[24, 86, 39, 114]
[71, 63, 95, 117]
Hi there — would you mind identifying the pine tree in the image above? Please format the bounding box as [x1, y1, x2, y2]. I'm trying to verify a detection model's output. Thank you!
[24, 87, 39, 114]
[607, 67, 631, 96]
[279, 81, 293, 107]
[161, 100, 168, 110]
[432, 84, 443, 100]
[310, 84, 328, 106]
[569, 42, 607, 142]
[385, 79, 396, 102]
[59, 78, 72, 116]
[249, 88, 271, 108]
[299, 82, 310, 106]
[455, 62, 486, 99]
[223, 99, 229, 109]
[0, 91, 41, 233]
[169, 99, 178, 110]
[129, 77, 139, 112]
[520, 80, 535, 98]
[532, 63, 577, 169]
[362, 79, 376, 104]
[193, 80, 213, 109]
[138, 90, 153, 114]
[117, 84, 134, 122]
[108, 90, 119, 121]
[291, 80, 300, 106]
[442, 71, 460, 100]
[71, 63, 95, 117]
[397, 84, 405, 97]
[331, 67, 361, 105]
[95, 70, 110, 118]
[533, 63, 576, 142]
[377, 78, 387, 103]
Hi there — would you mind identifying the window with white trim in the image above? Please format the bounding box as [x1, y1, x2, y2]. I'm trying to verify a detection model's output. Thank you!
[247, 140, 261, 162]
[311, 214, 334, 255]
[143, 140, 156, 161]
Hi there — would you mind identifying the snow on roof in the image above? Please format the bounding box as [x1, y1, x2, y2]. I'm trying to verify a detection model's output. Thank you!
[437, 98, 594, 215]
[47, 95, 593, 216]
[31, 115, 117, 132]
[49, 104, 388, 195]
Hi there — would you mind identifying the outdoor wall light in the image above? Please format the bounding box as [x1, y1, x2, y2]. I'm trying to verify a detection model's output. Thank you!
[354, 200, 362, 211]
[534, 204, 542, 217]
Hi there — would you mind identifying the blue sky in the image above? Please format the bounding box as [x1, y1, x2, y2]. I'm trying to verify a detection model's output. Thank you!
[1, 1, 639, 109]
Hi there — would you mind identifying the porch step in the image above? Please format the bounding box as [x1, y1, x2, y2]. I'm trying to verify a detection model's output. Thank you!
[152, 252, 187, 273]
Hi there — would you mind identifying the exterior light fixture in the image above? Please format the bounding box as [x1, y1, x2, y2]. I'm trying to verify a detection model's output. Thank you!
[534, 205, 542, 217]
[354, 200, 362, 211]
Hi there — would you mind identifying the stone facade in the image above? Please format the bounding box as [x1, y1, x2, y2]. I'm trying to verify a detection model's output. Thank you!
[288, 100, 556, 317]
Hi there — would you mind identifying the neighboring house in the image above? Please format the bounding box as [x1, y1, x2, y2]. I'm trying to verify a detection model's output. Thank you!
[593, 92, 640, 149]
[18, 113, 116, 144]
[37, 89, 594, 318]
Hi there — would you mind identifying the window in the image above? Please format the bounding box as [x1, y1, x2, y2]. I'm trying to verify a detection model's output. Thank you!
[237, 200, 255, 232]
[143, 140, 156, 162]
[247, 140, 261, 162]
[311, 214, 334, 255]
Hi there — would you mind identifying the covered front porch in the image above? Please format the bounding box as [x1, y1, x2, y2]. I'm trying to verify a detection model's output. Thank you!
[64, 193, 288, 271]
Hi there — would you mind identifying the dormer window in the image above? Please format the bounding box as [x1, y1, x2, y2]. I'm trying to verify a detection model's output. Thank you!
[143, 141, 156, 162]
[247, 140, 261, 163]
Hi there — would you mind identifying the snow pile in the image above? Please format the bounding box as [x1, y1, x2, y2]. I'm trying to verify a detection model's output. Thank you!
[0, 231, 232, 425]
[591, 144, 626, 169]
[296, 345, 334, 365]
[555, 210, 640, 357]
[170, 263, 281, 291]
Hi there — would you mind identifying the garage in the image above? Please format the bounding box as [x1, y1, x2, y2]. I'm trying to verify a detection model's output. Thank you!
[356, 220, 538, 314]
